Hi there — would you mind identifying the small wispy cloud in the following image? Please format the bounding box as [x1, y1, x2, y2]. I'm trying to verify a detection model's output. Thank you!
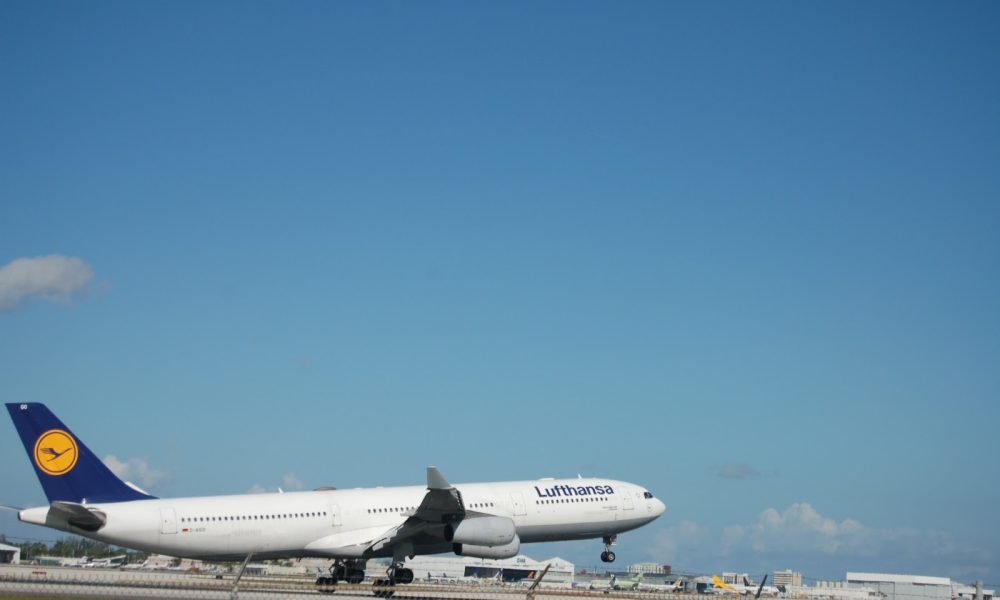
[103, 455, 167, 489]
[715, 463, 761, 479]
[282, 473, 304, 491]
[246, 473, 305, 494]
[0, 254, 95, 310]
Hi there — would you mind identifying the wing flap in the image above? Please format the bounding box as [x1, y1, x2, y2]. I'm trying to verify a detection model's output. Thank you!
[304, 525, 395, 557]
[359, 467, 466, 557]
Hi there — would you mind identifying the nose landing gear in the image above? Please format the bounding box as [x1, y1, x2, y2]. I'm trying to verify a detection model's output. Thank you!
[600, 535, 617, 563]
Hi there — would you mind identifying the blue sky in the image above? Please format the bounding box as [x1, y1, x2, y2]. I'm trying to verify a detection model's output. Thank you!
[1, 0, 998, 582]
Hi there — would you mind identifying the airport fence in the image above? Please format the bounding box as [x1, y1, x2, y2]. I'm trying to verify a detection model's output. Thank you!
[0, 564, 705, 600]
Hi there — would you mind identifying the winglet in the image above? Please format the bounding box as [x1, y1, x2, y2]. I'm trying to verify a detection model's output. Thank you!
[426, 466, 451, 490]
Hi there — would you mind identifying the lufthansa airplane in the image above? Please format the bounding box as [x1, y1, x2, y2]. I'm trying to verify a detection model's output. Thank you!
[5, 403, 666, 590]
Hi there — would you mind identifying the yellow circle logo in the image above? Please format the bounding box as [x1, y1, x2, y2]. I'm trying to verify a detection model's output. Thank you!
[33, 430, 78, 476]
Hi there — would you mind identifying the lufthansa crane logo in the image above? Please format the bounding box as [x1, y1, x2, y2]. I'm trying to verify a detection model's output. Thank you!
[33, 430, 78, 476]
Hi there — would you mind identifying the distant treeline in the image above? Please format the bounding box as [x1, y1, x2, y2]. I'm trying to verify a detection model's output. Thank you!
[0, 533, 144, 561]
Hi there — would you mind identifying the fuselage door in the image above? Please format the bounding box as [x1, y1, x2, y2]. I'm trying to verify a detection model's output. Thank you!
[510, 493, 527, 516]
[160, 508, 177, 534]
[329, 504, 342, 527]
[623, 493, 635, 511]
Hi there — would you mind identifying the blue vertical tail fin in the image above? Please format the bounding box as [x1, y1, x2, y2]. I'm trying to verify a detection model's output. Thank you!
[6, 403, 156, 504]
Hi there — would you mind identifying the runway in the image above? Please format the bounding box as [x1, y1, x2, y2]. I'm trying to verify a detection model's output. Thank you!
[0, 564, 687, 600]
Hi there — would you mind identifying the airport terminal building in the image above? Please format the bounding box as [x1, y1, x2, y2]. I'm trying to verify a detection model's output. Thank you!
[846, 573, 994, 600]
[0, 544, 20, 565]
[775, 570, 803, 587]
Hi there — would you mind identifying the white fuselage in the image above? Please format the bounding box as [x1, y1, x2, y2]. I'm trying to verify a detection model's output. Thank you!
[20, 477, 666, 561]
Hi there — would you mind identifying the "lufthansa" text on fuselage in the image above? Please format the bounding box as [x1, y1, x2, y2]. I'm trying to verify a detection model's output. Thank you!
[534, 484, 615, 498]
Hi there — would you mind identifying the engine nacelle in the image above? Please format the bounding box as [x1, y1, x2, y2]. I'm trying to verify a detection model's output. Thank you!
[453, 535, 520, 559]
[444, 516, 516, 546]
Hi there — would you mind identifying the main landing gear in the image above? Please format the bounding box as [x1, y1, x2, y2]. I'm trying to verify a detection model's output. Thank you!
[600, 535, 617, 563]
[372, 562, 414, 598]
[378, 562, 414, 585]
[315, 559, 366, 594]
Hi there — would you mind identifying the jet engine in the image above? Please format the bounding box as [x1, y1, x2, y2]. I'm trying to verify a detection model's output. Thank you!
[444, 516, 516, 546]
[453, 535, 520, 559]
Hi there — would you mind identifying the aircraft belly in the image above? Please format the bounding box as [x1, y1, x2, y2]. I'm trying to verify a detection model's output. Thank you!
[518, 515, 657, 543]
[303, 525, 389, 558]
[391, 542, 452, 559]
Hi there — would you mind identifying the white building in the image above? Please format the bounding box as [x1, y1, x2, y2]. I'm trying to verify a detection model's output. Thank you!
[802, 581, 880, 600]
[774, 569, 802, 587]
[954, 582, 995, 600]
[847, 572, 994, 600]
[628, 562, 669, 575]
[0, 543, 20, 564]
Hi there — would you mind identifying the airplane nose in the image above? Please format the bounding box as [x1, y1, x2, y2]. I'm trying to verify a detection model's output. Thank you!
[656, 499, 667, 516]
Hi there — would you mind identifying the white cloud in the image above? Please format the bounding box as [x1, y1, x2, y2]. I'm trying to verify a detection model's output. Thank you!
[0, 254, 95, 310]
[738, 502, 867, 554]
[652, 503, 996, 579]
[103, 455, 167, 489]
[281, 473, 304, 491]
[246, 473, 305, 494]
[653, 519, 713, 564]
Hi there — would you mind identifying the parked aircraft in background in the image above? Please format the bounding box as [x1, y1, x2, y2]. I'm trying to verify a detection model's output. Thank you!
[712, 575, 740, 594]
[590, 572, 644, 591]
[640, 578, 687, 593]
[712, 575, 780, 597]
[82, 554, 127, 568]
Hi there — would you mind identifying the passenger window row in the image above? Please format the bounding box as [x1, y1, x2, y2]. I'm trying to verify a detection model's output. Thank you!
[366, 500, 495, 514]
[367, 506, 416, 514]
[181, 512, 327, 523]
[536, 497, 605, 504]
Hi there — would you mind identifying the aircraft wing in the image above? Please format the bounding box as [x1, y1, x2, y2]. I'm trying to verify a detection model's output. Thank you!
[367, 467, 466, 555]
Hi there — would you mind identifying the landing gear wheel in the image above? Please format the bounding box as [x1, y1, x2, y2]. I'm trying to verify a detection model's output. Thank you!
[346, 568, 365, 584]
[600, 535, 617, 563]
[393, 568, 414, 585]
[326, 559, 365, 588]
[315, 576, 337, 594]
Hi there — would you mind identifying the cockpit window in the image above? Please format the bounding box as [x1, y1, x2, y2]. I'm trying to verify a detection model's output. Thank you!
[643, 491, 654, 499]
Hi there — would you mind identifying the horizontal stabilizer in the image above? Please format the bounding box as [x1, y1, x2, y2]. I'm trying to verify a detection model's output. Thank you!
[50, 501, 106, 532]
